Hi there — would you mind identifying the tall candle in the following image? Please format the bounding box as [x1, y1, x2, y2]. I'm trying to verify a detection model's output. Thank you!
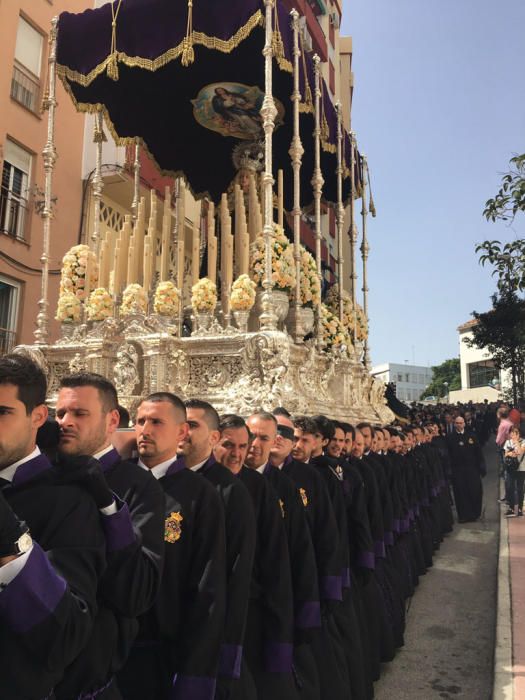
[277, 169, 284, 229]
[143, 238, 152, 291]
[113, 244, 121, 294]
[208, 236, 217, 284]
[84, 253, 92, 301]
[127, 244, 135, 286]
[192, 219, 200, 285]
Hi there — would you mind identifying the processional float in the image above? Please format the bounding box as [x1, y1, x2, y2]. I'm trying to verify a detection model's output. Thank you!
[17, 0, 393, 423]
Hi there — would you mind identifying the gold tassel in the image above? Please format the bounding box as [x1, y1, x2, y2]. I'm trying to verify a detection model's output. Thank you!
[40, 88, 51, 114]
[321, 113, 330, 143]
[369, 193, 376, 217]
[94, 120, 108, 144]
[181, 0, 195, 67]
[106, 0, 123, 80]
[272, 3, 284, 61]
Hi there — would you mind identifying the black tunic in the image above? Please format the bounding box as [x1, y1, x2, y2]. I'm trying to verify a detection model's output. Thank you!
[56, 447, 165, 699]
[0, 453, 106, 700]
[196, 455, 256, 698]
[119, 456, 226, 700]
[447, 430, 485, 522]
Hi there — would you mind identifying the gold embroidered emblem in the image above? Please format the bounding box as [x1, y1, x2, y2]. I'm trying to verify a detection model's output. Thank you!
[468, 438, 474, 445]
[336, 465, 344, 480]
[279, 499, 285, 518]
[164, 511, 183, 543]
[299, 488, 308, 507]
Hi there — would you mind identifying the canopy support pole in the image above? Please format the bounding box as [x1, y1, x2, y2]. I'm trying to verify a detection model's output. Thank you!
[35, 16, 58, 345]
[336, 102, 344, 326]
[312, 54, 325, 349]
[131, 140, 141, 224]
[360, 154, 371, 368]
[259, 0, 278, 331]
[349, 131, 357, 347]
[91, 112, 105, 256]
[288, 9, 305, 343]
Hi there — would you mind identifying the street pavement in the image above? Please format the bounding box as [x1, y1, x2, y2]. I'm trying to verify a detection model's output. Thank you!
[375, 442, 499, 700]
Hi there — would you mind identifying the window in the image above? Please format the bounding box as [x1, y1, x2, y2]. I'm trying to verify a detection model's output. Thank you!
[397, 373, 403, 383]
[0, 139, 32, 240]
[468, 361, 500, 389]
[11, 17, 43, 112]
[0, 275, 21, 354]
[405, 373, 410, 383]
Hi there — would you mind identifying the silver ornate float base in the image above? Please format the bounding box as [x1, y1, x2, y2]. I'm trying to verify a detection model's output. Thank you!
[15, 315, 393, 424]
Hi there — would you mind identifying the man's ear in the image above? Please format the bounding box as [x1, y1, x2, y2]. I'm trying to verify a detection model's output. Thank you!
[209, 429, 221, 448]
[107, 408, 121, 435]
[32, 403, 49, 430]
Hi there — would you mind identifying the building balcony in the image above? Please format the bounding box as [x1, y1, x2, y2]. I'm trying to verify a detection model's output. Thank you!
[0, 187, 29, 241]
[0, 327, 17, 355]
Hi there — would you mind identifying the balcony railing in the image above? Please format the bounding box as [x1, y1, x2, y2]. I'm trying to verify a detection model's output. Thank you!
[0, 327, 17, 355]
[0, 186, 28, 241]
[11, 63, 41, 113]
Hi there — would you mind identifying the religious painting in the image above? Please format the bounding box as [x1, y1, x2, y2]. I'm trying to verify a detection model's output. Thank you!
[192, 82, 285, 140]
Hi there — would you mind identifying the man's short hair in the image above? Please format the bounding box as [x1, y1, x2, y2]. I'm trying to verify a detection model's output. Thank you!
[142, 392, 187, 421]
[273, 406, 291, 418]
[293, 415, 319, 436]
[249, 411, 278, 427]
[0, 354, 47, 414]
[60, 372, 118, 413]
[499, 408, 509, 419]
[185, 398, 220, 431]
[218, 413, 252, 439]
[356, 421, 374, 437]
[118, 404, 130, 428]
[311, 415, 335, 441]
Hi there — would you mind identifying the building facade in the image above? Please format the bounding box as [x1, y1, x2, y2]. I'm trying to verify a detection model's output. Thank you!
[448, 319, 509, 403]
[0, 0, 88, 350]
[371, 362, 433, 403]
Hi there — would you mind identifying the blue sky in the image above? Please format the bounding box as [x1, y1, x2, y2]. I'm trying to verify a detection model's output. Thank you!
[341, 0, 525, 368]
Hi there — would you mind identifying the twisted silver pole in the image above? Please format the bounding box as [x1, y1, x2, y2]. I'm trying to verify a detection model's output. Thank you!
[289, 9, 304, 342]
[360, 154, 371, 368]
[34, 16, 58, 345]
[131, 140, 140, 224]
[91, 111, 105, 256]
[336, 102, 344, 325]
[312, 54, 325, 349]
[259, 0, 278, 331]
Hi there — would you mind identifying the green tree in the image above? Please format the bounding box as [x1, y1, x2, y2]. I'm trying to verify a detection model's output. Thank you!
[465, 291, 525, 406]
[476, 153, 525, 293]
[422, 358, 461, 399]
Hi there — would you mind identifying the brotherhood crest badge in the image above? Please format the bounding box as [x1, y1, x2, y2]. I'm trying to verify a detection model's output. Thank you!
[165, 511, 183, 543]
[299, 488, 308, 507]
[335, 465, 344, 480]
[279, 499, 285, 519]
[468, 438, 474, 445]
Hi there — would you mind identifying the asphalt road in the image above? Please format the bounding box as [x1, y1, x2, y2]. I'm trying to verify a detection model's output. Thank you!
[374, 442, 499, 700]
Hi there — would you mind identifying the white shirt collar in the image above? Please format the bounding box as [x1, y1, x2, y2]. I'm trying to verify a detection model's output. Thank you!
[0, 447, 41, 482]
[256, 464, 266, 474]
[189, 456, 210, 473]
[138, 455, 178, 480]
[94, 445, 115, 460]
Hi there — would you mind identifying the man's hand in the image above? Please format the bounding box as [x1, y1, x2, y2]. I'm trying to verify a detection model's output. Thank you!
[0, 490, 26, 560]
[56, 455, 114, 510]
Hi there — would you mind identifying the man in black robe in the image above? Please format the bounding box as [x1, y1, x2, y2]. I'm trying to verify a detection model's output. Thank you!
[55, 373, 165, 699]
[181, 399, 256, 700]
[0, 354, 106, 700]
[120, 392, 226, 700]
[447, 415, 486, 523]
[247, 411, 321, 700]
[214, 414, 297, 700]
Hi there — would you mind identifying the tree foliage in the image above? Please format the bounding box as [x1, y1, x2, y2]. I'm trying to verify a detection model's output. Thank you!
[476, 154, 525, 293]
[422, 358, 461, 398]
[465, 291, 525, 405]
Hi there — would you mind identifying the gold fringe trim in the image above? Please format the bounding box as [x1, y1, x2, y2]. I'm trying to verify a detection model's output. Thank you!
[57, 9, 264, 87]
[181, 0, 195, 67]
[299, 30, 313, 112]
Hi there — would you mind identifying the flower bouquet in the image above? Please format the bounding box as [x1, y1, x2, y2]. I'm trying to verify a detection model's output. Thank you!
[86, 288, 113, 322]
[250, 224, 296, 294]
[320, 303, 351, 352]
[154, 281, 181, 316]
[230, 274, 256, 311]
[289, 246, 321, 308]
[59, 244, 98, 302]
[191, 277, 217, 313]
[121, 283, 148, 317]
[55, 290, 81, 323]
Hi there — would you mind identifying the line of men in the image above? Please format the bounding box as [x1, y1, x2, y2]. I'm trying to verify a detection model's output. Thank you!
[0, 353, 456, 700]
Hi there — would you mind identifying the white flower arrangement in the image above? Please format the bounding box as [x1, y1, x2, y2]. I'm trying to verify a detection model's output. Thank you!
[121, 283, 148, 317]
[250, 224, 296, 294]
[55, 291, 81, 323]
[320, 303, 351, 351]
[85, 288, 113, 321]
[154, 281, 181, 316]
[59, 244, 98, 302]
[289, 245, 321, 308]
[325, 286, 367, 341]
[191, 277, 217, 312]
[230, 274, 256, 311]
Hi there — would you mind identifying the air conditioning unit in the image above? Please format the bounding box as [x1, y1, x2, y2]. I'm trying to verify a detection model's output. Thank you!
[299, 16, 313, 52]
[329, 11, 340, 29]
